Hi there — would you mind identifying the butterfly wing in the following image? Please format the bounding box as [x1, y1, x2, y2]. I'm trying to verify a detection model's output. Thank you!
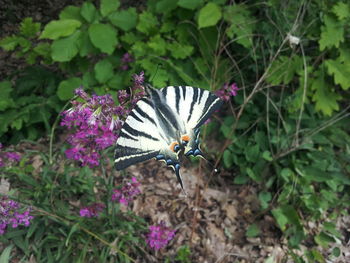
[115, 98, 171, 170]
[161, 86, 222, 156]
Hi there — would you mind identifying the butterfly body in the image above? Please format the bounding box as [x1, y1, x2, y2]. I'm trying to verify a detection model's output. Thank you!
[115, 85, 222, 190]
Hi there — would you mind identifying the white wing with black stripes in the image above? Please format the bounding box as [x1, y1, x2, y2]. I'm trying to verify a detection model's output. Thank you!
[115, 85, 222, 190]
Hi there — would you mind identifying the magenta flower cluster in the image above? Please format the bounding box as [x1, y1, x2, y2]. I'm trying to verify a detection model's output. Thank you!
[146, 221, 176, 250]
[215, 83, 239, 101]
[0, 196, 34, 235]
[0, 143, 21, 168]
[111, 177, 141, 205]
[120, 53, 134, 71]
[79, 202, 106, 218]
[61, 72, 145, 168]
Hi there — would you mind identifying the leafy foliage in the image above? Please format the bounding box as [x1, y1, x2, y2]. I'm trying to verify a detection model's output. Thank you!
[0, 0, 349, 262]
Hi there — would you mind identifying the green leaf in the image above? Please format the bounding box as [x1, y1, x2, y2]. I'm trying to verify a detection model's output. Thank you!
[245, 144, 260, 162]
[20, 17, 40, 38]
[100, 0, 120, 17]
[57, 77, 82, 100]
[40, 19, 81, 40]
[156, 0, 178, 13]
[0, 245, 13, 263]
[311, 69, 341, 116]
[332, 2, 350, 20]
[137, 11, 158, 34]
[223, 150, 233, 168]
[76, 30, 96, 57]
[108, 8, 137, 31]
[266, 56, 302, 85]
[0, 81, 14, 111]
[325, 59, 350, 90]
[81, 2, 98, 23]
[94, 59, 114, 83]
[246, 223, 260, 238]
[59, 5, 83, 21]
[198, 3, 222, 29]
[168, 42, 193, 59]
[148, 34, 167, 55]
[319, 15, 344, 51]
[223, 4, 255, 48]
[0, 36, 22, 51]
[178, 0, 203, 10]
[258, 191, 271, 209]
[246, 167, 261, 182]
[51, 30, 81, 62]
[315, 232, 336, 248]
[262, 151, 273, 161]
[271, 208, 288, 231]
[88, 23, 118, 54]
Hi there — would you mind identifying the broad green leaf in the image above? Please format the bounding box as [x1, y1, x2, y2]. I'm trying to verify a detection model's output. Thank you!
[76, 30, 96, 57]
[148, 34, 167, 55]
[94, 59, 114, 83]
[156, 0, 178, 13]
[59, 5, 83, 21]
[109, 8, 138, 31]
[178, 0, 203, 10]
[57, 77, 82, 100]
[258, 191, 271, 209]
[81, 2, 98, 23]
[20, 17, 40, 38]
[0, 245, 13, 263]
[40, 19, 81, 40]
[82, 71, 97, 88]
[51, 31, 81, 62]
[198, 3, 222, 29]
[100, 0, 120, 17]
[315, 232, 336, 248]
[325, 59, 350, 90]
[319, 15, 344, 51]
[223, 150, 233, 168]
[168, 42, 193, 59]
[262, 151, 273, 161]
[332, 2, 350, 20]
[245, 144, 260, 162]
[271, 208, 288, 231]
[311, 69, 341, 116]
[246, 223, 260, 237]
[246, 167, 261, 182]
[224, 4, 255, 48]
[137, 11, 158, 34]
[88, 23, 118, 54]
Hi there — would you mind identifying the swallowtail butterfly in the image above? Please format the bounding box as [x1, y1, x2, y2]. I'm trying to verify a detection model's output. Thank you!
[115, 85, 222, 190]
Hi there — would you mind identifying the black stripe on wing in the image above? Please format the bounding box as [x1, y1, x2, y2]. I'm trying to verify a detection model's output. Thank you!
[122, 122, 160, 142]
[115, 145, 159, 170]
[195, 96, 223, 128]
[187, 86, 199, 122]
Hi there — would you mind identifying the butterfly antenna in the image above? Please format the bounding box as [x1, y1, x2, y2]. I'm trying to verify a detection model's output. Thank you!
[198, 155, 220, 174]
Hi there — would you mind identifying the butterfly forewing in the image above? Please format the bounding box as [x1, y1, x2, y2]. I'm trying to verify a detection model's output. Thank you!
[115, 98, 170, 170]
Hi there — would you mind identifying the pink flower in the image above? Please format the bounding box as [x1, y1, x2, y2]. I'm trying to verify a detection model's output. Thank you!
[111, 177, 141, 205]
[146, 222, 176, 250]
[215, 83, 239, 101]
[79, 203, 105, 218]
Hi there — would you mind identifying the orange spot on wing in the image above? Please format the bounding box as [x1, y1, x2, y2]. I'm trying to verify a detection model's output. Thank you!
[181, 135, 190, 142]
[169, 142, 179, 152]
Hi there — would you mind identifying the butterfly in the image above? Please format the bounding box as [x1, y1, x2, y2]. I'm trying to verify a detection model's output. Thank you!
[114, 85, 222, 190]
